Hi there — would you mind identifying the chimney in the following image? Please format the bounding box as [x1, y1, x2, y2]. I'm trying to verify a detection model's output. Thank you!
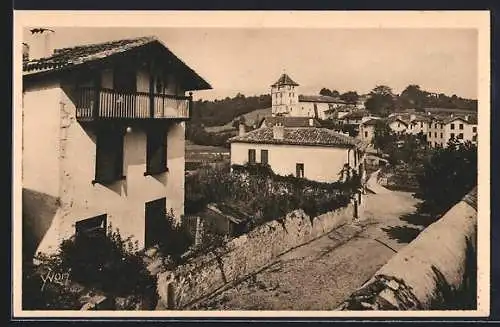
[26, 28, 55, 60]
[308, 118, 314, 127]
[22, 43, 29, 61]
[465, 115, 469, 121]
[238, 123, 246, 136]
[273, 123, 285, 140]
[410, 114, 416, 121]
[450, 113, 454, 118]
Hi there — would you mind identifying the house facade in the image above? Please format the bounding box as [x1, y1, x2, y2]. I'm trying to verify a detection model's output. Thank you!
[229, 124, 367, 183]
[359, 118, 379, 143]
[22, 32, 211, 258]
[270, 73, 347, 120]
[427, 115, 478, 147]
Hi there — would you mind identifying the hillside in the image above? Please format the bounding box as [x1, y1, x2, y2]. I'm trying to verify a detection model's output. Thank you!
[204, 107, 272, 133]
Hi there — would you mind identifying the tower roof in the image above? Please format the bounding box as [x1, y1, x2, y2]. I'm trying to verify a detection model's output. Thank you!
[271, 73, 299, 87]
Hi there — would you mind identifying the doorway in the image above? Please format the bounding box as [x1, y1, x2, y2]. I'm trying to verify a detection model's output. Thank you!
[145, 197, 166, 248]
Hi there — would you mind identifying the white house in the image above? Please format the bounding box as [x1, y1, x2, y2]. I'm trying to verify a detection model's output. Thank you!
[22, 31, 211, 259]
[270, 73, 347, 120]
[427, 114, 478, 147]
[229, 124, 367, 183]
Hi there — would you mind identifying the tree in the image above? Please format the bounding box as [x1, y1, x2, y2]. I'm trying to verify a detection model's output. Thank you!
[416, 139, 477, 215]
[319, 88, 340, 97]
[400, 84, 426, 110]
[364, 85, 395, 117]
[340, 91, 359, 104]
[372, 120, 396, 154]
[319, 88, 333, 96]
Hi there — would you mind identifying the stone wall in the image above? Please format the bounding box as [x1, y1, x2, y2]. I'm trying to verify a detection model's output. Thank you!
[157, 203, 355, 309]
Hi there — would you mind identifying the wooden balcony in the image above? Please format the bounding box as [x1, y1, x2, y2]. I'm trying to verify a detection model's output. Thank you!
[75, 87, 192, 121]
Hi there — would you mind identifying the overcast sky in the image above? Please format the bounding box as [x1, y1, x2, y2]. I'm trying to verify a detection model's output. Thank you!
[23, 27, 478, 101]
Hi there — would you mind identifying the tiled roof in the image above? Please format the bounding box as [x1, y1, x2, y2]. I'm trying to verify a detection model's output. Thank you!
[271, 73, 299, 87]
[298, 95, 346, 104]
[387, 116, 410, 126]
[260, 116, 322, 128]
[230, 126, 367, 150]
[443, 115, 478, 125]
[361, 118, 380, 126]
[22, 36, 212, 90]
[341, 110, 369, 120]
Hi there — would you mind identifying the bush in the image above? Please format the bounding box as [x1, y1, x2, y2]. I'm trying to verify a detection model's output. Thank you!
[24, 226, 158, 310]
[185, 162, 354, 234]
[153, 210, 193, 265]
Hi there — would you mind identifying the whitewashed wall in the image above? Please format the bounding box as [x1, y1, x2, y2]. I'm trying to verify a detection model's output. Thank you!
[230, 142, 355, 183]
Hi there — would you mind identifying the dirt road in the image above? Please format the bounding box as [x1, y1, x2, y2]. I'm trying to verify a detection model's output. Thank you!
[193, 188, 423, 310]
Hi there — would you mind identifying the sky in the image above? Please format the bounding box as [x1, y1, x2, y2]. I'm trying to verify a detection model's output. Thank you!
[23, 27, 478, 101]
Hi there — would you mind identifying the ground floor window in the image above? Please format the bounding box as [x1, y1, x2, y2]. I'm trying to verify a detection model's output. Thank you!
[75, 214, 107, 240]
[296, 163, 304, 178]
[248, 149, 256, 164]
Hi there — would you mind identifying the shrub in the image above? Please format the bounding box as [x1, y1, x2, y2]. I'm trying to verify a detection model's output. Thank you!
[24, 226, 158, 310]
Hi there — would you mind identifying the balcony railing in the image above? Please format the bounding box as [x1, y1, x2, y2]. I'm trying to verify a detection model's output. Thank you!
[75, 87, 191, 120]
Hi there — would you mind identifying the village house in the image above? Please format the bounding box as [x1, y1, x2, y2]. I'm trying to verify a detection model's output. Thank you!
[427, 114, 478, 147]
[270, 73, 347, 119]
[22, 30, 211, 259]
[359, 118, 380, 143]
[386, 115, 410, 135]
[229, 124, 367, 183]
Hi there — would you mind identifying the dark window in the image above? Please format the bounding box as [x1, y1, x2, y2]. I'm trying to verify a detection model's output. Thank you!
[420, 122, 423, 128]
[146, 128, 167, 175]
[451, 123, 455, 130]
[248, 149, 256, 164]
[434, 132, 437, 138]
[459, 123, 464, 130]
[75, 214, 107, 240]
[296, 163, 304, 178]
[145, 197, 167, 248]
[440, 133, 443, 138]
[94, 127, 124, 184]
[473, 126, 477, 133]
[428, 132, 431, 137]
[451, 133, 455, 139]
[473, 134, 477, 142]
[261, 150, 269, 165]
[458, 133, 464, 139]
[365, 131, 368, 138]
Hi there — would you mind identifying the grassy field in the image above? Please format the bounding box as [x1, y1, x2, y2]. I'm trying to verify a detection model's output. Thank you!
[204, 107, 272, 133]
[185, 142, 230, 167]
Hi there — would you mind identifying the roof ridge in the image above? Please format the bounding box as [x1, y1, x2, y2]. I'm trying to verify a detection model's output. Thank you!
[52, 35, 157, 54]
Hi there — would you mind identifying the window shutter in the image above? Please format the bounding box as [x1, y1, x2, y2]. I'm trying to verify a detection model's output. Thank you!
[261, 150, 268, 164]
[147, 128, 167, 174]
[248, 149, 256, 164]
[95, 128, 124, 183]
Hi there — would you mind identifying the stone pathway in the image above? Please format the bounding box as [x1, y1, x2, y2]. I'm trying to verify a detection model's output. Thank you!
[192, 179, 423, 310]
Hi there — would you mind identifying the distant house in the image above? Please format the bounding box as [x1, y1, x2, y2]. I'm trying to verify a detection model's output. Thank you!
[359, 118, 380, 143]
[427, 114, 478, 147]
[339, 110, 370, 125]
[229, 124, 367, 183]
[270, 73, 346, 119]
[22, 31, 211, 258]
[387, 115, 410, 134]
